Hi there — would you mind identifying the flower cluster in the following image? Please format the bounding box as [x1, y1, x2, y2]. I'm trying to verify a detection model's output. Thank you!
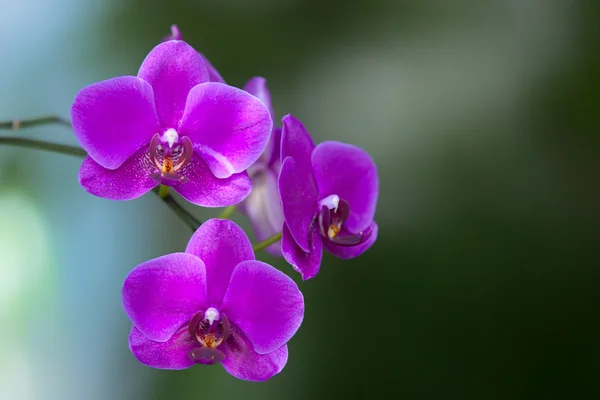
[70, 25, 379, 381]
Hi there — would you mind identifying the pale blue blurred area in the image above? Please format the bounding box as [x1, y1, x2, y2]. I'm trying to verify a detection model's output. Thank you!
[0, 1, 195, 399]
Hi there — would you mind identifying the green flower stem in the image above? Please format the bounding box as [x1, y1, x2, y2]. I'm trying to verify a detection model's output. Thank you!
[152, 187, 202, 231]
[158, 185, 170, 199]
[0, 116, 72, 130]
[253, 231, 283, 253]
[0, 137, 85, 157]
[0, 136, 202, 231]
[218, 205, 236, 219]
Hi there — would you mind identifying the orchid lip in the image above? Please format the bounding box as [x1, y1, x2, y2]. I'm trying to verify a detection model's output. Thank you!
[148, 131, 193, 184]
[187, 309, 231, 365]
[316, 196, 371, 247]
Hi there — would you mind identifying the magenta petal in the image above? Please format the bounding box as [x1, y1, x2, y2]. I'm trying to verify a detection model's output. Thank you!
[241, 169, 284, 256]
[221, 260, 304, 354]
[78, 152, 157, 200]
[221, 331, 288, 382]
[129, 326, 196, 370]
[311, 141, 378, 232]
[278, 157, 318, 252]
[122, 253, 207, 342]
[185, 219, 255, 307]
[172, 154, 252, 207]
[281, 223, 323, 280]
[324, 222, 379, 259]
[280, 114, 315, 176]
[178, 82, 272, 179]
[138, 41, 209, 128]
[71, 76, 160, 169]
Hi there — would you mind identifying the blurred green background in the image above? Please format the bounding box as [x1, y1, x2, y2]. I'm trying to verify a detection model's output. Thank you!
[1, 0, 599, 399]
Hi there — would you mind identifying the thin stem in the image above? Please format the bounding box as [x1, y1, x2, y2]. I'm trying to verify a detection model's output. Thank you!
[158, 185, 170, 199]
[0, 137, 86, 157]
[0, 115, 71, 130]
[152, 188, 202, 231]
[253, 231, 283, 253]
[0, 136, 202, 231]
[218, 205, 236, 219]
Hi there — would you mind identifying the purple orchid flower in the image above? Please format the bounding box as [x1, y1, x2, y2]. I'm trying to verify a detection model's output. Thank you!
[238, 77, 284, 256]
[278, 115, 379, 280]
[122, 219, 304, 381]
[71, 40, 272, 206]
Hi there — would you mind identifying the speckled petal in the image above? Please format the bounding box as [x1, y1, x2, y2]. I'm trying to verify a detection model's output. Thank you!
[221, 331, 288, 382]
[78, 152, 157, 201]
[172, 154, 252, 207]
[122, 253, 207, 342]
[129, 326, 196, 370]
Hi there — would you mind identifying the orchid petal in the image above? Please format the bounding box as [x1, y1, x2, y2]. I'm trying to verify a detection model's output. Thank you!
[312, 141, 378, 232]
[185, 219, 255, 307]
[179, 82, 272, 179]
[71, 76, 160, 169]
[281, 223, 323, 281]
[221, 260, 304, 354]
[278, 157, 318, 252]
[172, 154, 252, 207]
[129, 326, 196, 370]
[78, 152, 157, 200]
[138, 41, 209, 128]
[122, 253, 207, 342]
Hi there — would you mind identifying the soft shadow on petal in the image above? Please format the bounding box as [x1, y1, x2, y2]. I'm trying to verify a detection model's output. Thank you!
[129, 326, 196, 370]
[267, 127, 283, 168]
[221, 329, 288, 382]
[185, 219, 255, 308]
[78, 152, 157, 200]
[281, 223, 323, 281]
[312, 141, 379, 233]
[278, 157, 318, 252]
[221, 260, 304, 354]
[243, 77, 274, 118]
[244, 78, 278, 166]
[178, 82, 272, 179]
[201, 54, 225, 83]
[122, 253, 207, 342]
[172, 154, 252, 207]
[280, 114, 315, 175]
[241, 170, 284, 256]
[71, 76, 160, 170]
[138, 41, 210, 128]
[323, 221, 379, 259]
